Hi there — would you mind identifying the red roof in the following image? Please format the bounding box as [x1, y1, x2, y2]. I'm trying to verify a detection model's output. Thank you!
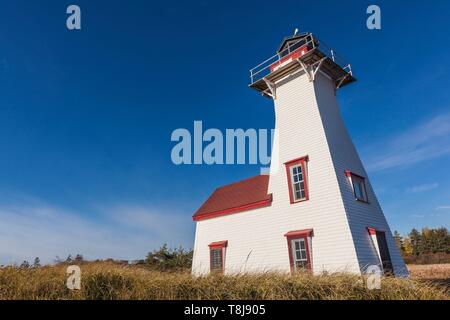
[193, 175, 272, 221]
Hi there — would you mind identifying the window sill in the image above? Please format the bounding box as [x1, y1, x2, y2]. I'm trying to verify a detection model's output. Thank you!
[290, 198, 309, 204]
[355, 198, 370, 204]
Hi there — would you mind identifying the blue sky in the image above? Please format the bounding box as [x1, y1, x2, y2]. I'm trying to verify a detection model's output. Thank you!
[0, 0, 449, 264]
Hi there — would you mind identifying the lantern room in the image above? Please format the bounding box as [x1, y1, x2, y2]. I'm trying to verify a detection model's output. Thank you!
[249, 31, 356, 99]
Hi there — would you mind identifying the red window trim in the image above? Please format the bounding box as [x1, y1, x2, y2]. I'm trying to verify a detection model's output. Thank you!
[284, 229, 314, 238]
[284, 229, 313, 272]
[208, 240, 228, 249]
[345, 170, 369, 203]
[367, 227, 386, 235]
[209, 241, 227, 273]
[285, 156, 309, 204]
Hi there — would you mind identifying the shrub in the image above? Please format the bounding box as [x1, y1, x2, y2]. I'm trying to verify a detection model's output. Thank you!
[145, 244, 193, 272]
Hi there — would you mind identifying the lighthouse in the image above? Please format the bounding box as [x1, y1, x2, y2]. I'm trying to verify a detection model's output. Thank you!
[191, 31, 408, 277]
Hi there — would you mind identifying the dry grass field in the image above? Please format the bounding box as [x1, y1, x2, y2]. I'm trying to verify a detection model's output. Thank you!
[0, 262, 448, 300]
[408, 263, 450, 279]
[407, 263, 450, 291]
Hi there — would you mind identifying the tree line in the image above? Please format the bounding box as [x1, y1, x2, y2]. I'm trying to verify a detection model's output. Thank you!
[393, 227, 449, 264]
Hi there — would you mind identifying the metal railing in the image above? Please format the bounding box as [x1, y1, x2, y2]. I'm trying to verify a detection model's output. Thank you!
[249, 33, 352, 84]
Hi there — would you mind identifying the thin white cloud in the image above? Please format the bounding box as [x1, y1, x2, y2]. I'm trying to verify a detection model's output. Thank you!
[436, 206, 450, 210]
[406, 183, 439, 193]
[410, 210, 449, 219]
[363, 113, 450, 172]
[0, 201, 193, 265]
[99, 204, 192, 243]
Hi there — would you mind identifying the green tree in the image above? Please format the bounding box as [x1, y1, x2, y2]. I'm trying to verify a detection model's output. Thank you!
[433, 227, 450, 253]
[409, 228, 422, 256]
[420, 227, 432, 254]
[393, 231, 404, 254]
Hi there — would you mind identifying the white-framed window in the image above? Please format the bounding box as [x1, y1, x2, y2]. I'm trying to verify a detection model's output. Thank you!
[290, 164, 306, 201]
[285, 156, 309, 204]
[291, 238, 308, 270]
[346, 171, 368, 202]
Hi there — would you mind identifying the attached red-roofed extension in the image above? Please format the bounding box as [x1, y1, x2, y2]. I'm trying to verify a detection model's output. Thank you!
[193, 175, 273, 221]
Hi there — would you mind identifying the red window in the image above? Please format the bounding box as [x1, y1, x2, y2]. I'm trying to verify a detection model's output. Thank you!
[285, 229, 313, 272]
[208, 241, 227, 273]
[285, 156, 309, 204]
[345, 170, 368, 202]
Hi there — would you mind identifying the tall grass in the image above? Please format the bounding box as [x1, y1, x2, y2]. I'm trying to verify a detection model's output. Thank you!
[0, 262, 447, 300]
[408, 264, 450, 280]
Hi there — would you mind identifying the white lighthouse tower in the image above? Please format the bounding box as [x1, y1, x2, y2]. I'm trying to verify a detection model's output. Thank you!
[192, 31, 408, 277]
